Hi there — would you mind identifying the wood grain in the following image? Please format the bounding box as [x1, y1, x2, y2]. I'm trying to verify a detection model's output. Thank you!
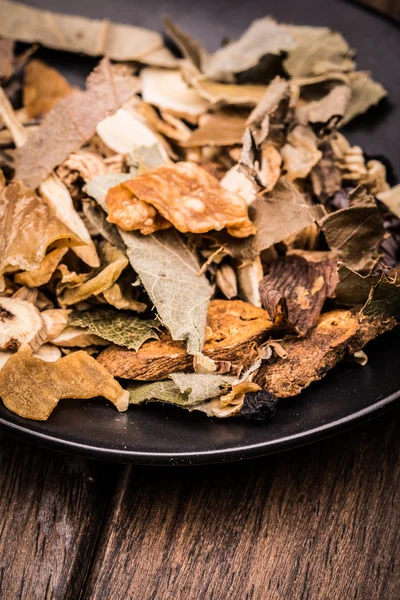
[83, 410, 400, 600]
[0, 434, 121, 600]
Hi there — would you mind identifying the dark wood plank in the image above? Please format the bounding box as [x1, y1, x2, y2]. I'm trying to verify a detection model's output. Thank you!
[84, 410, 400, 600]
[0, 434, 120, 600]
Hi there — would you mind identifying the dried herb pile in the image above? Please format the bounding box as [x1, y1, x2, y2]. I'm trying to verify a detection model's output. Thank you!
[0, 2, 399, 422]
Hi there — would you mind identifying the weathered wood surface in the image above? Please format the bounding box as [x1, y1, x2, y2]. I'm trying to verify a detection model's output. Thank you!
[0, 435, 121, 600]
[82, 411, 400, 600]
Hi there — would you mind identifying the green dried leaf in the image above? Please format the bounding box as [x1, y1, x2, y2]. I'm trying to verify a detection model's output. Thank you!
[361, 272, 400, 321]
[129, 380, 187, 406]
[343, 72, 387, 124]
[68, 308, 159, 350]
[121, 229, 213, 355]
[319, 186, 385, 272]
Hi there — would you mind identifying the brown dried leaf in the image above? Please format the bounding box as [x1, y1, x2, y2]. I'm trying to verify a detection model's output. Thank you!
[163, 17, 207, 71]
[0, 344, 128, 420]
[14, 58, 139, 189]
[107, 162, 256, 238]
[14, 247, 68, 288]
[377, 185, 400, 219]
[0, 181, 82, 291]
[97, 299, 273, 380]
[0, 39, 14, 80]
[254, 310, 396, 397]
[259, 253, 338, 335]
[310, 142, 342, 202]
[281, 125, 322, 181]
[23, 59, 72, 118]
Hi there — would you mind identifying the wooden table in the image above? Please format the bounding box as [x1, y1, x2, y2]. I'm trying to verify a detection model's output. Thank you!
[0, 408, 399, 599]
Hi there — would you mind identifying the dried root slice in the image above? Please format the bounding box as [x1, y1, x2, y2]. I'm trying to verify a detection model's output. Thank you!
[0, 345, 129, 420]
[0, 297, 47, 352]
[106, 162, 256, 238]
[97, 299, 273, 380]
[254, 310, 396, 397]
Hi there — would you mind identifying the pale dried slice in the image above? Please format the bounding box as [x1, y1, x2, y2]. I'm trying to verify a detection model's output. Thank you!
[68, 308, 159, 351]
[137, 103, 192, 143]
[281, 125, 322, 181]
[105, 182, 171, 235]
[58, 241, 129, 306]
[14, 247, 68, 288]
[0, 1, 164, 61]
[100, 282, 147, 313]
[96, 108, 167, 156]
[237, 256, 264, 307]
[220, 165, 257, 206]
[319, 186, 385, 272]
[259, 253, 338, 335]
[109, 162, 256, 238]
[254, 310, 396, 397]
[188, 76, 267, 106]
[23, 59, 72, 118]
[39, 173, 100, 267]
[0, 297, 47, 351]
[41, 309, 70, 340]
[0, 344, 128, 420]
[0, 85, 29, 148]
[204, 18, 296, 82]
[14, 58, 139, 189]
[182, 111, 247, 147]
[141, 68, 210, 119]
[0, 344, 62, 371]
[57, 151, 108, 187]
[97, 299, 273, 379]
[0, 181, 82, 291]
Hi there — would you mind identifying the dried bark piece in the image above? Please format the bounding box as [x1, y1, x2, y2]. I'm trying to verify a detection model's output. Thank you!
[14, 58, 139, 189]
[97, 299, 273, 380]
[259, 253, 338, 335]
[254, 310, 396, 397]
[0, 181, 82, 292]
[0, 344, 128, 420]
[0, 297, 47, 352]
[0, 0, 165, 62]
[23, 59, 72, 118]
[107, 162, 256, 238]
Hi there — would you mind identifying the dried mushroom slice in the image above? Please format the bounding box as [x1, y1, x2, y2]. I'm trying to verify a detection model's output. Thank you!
[259, 253, 338, 335]
[254, 310, 396, 397]
[0, 345, 129, 420]
[0, 297, 47, 352]
[107, 162, 256, 238]
[97, 299, 274, 380]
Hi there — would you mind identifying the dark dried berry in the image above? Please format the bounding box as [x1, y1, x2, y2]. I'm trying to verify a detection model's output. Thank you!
[240, 390, 278, 422]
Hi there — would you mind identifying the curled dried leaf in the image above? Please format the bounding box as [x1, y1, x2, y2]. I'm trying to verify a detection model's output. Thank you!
[14, 247, 68, 288]
[281, 125, 322, 181]
[23, 59, 72, 118]
[259, 253, 338, 335]
[0, 297, 47, 351]
[0, 344, 128, 420]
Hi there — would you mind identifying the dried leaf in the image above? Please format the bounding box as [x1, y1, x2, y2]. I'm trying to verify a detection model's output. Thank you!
[204, 18, 296, 82]
[310, 142, 342, 202]
[0, 39, 14, 80]
[39, 173, 100, 267]
[0, 344, 128, 420]
[283, 26, 355, 78]
[0, 0, 166, 62]
[343, 72, 387, 124]
[170, 372, 235, 404]
[335, 264, 380, 306]
[68, 308, 158, 351]
[163, 17, 207, 71]
[97, 299, 273, 379]
[81, 198, 125, 252]
[236, 256, 263, 307]
[259, 253, 338, 335]
[85, 173, 132, 210]
[50, 327, 108, 348]
[0, 297, 47, 351]
[319, 186, 385, 271]
[187, 76, 267, 106]
[121, 229, 212, 355]
[225, 178, 325, 262]
[41, 308, 70, 340]
[361, 272, 400, 321]
[14, 58, 139, 189]
[254, 310, 396, 397]
[377, 185, 400, 219]
[23, 59, 72, 118]
[0, 86, 29, 148]
[296, 85, 351, 129]
[215, 263, 238, 299]
[141, 68, 210, 119]
[107, 162, 255, 237]
[14, 247, 68, 288]
[58, 241, 128, 306]
[281, 125, 322, 181]
[100, 281, 147, 313]
[0, 181, 82, 291]
[182, 111, 247, 147]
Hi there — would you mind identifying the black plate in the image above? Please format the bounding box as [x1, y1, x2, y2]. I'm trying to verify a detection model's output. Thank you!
[1, 0, 399, 464]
